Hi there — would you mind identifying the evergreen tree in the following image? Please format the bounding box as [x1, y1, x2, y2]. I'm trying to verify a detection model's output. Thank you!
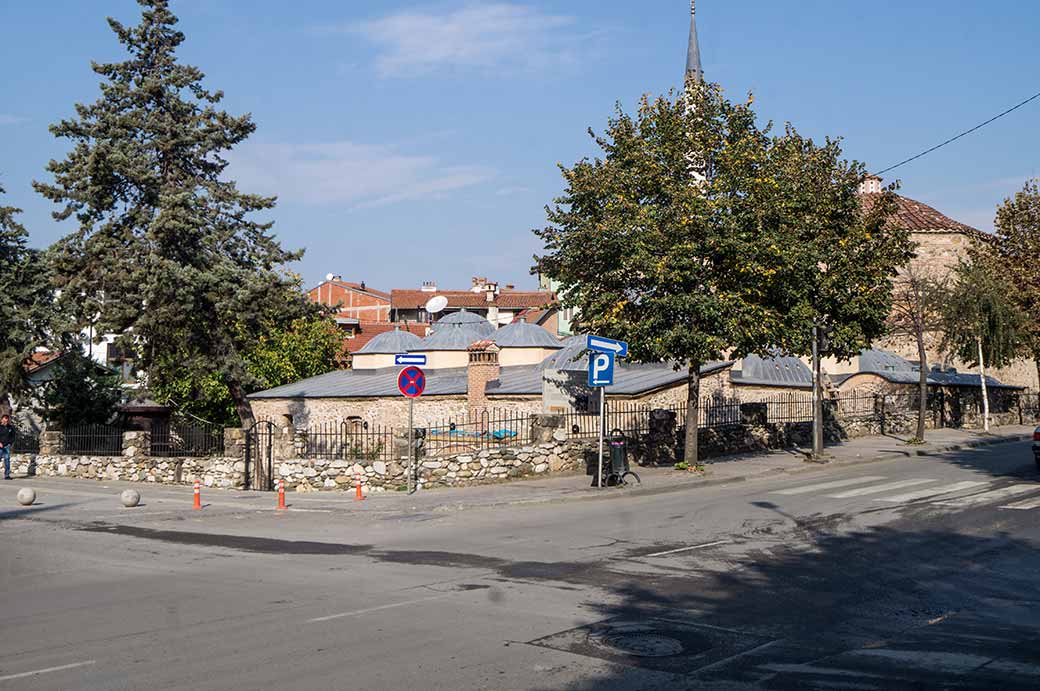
[0, 183, 60, 413]
[34, 352, 122, 428]
[535, 82, 909, 465]
[34, 0, 314, 426]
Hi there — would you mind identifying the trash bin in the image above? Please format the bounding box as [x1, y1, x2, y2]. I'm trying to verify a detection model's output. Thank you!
[609, 428, 628, 477]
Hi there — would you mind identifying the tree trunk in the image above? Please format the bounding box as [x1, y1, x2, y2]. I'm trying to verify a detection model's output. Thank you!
[977, 336, 990, 433]
[227, 377, 256, 428]
[683, 362, 701, 468]
[915, 327, 928, 440]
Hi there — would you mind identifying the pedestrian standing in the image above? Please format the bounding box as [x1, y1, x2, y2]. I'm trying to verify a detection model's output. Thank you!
[0, 414, 15, 480]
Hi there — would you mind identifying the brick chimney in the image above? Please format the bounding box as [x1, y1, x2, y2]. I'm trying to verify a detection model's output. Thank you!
[467, 340, 500, 416]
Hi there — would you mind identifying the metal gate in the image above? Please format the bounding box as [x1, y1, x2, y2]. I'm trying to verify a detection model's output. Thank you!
[245, 420, 275, 491]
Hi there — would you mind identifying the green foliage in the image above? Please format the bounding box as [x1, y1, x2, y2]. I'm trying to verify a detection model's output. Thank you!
[941, 252, 1026, 369]
[0, 184, 63, 407]
[34, 0, 317, 425]
[993, 178, 1040, 367]
[34, 352, 122, 428]
[152, 316, 344, 426]
[534, 79, 911, 462]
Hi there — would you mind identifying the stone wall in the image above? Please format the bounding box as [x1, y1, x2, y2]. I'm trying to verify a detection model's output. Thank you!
[277, 437, 589, 493]
[14, 453, 246, 488]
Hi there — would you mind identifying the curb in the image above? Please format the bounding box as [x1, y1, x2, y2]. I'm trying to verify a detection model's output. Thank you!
[428, 432, 1033, 512]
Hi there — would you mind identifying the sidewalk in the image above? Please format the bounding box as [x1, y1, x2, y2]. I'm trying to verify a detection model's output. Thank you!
[8, 426, 1033, 516]
[348, 424, 1035, 513]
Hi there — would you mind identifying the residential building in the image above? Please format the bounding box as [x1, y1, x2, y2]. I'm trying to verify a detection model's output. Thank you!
[390, 277, 557, 330]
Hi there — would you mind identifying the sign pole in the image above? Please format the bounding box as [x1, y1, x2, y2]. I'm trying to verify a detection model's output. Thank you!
[408, 398, 415, 494]
[598, 386, 605, 488]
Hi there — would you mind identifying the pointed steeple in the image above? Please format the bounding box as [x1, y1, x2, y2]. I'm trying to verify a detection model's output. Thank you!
[686, 0, 703, 83]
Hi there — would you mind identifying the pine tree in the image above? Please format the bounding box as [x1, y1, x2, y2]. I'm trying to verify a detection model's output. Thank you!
[0, 183, 59, 413]
[34, 0, 314, 426]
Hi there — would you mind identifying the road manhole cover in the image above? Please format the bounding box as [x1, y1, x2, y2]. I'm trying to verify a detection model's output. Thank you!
[590, 628, 685, 657]
[529, 617, 772, 673]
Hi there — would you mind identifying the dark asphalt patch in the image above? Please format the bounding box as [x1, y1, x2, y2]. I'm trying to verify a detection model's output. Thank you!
[78, 523, 374, 555]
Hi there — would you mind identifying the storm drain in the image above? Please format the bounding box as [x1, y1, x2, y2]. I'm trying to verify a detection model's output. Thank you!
[529, 617, 772, 674]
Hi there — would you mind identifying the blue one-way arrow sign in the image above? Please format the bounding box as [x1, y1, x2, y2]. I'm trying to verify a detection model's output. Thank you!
[395, 354, 427, 366]
[587, 334, 628, 358]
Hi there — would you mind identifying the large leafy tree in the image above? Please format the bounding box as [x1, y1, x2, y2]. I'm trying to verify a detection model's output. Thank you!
[34, 0, 314, 426]
[535, 81, 908, 464]
[536, 82, 911, 464]
[941, 252, 1026, 431]
[152, 316, 345, 425]
[0, 183, 62, 414]
[993, 178, 1040, 382]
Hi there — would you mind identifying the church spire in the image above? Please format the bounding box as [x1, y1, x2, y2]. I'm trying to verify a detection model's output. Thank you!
[686, 0, 703, 83]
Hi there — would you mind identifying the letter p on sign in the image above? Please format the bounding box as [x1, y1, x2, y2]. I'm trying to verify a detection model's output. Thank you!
[588, 351, 615, 387]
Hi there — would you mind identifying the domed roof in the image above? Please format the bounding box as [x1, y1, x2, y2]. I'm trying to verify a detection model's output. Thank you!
[356, 327, 424, 355]
[414, 309, 495, 351]
[539, 335, 588, 371]
[493, 319, 563, 349]
[732, 353, 811, 387]
[434, 309, 492, 328]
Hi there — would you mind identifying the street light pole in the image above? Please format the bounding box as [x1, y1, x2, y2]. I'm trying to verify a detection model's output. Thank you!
[812, 324, 823, 459]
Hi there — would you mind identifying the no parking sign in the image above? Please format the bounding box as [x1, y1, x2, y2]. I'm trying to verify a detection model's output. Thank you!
[397, 366, 426, 398]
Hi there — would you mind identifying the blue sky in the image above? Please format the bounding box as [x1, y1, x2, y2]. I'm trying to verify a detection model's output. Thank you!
[2, 1, 1038, 293]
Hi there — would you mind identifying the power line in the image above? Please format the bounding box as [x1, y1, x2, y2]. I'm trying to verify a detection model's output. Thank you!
[874, 89, 1040, 176]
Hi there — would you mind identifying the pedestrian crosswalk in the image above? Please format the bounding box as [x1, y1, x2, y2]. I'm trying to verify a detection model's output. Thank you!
[771, 475, 1040, 512]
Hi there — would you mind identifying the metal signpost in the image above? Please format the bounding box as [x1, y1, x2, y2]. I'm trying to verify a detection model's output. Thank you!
[587, 335, 625, 489]
[397, 363, 426, 493]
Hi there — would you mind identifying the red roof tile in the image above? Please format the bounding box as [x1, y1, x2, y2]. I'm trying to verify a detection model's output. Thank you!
[390, 289, 556, 310]
[859, 193, 985, 237]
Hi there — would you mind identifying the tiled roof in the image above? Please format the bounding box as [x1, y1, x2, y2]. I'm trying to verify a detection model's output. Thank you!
[391, 289, 556, 310]
[859, 193, 985, 236]
[26, 351, 61, 372]
[348, 322, 426, 353]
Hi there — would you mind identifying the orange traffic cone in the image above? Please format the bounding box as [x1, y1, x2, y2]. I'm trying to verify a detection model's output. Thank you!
[355, 474, 365, 501]
[277, 478, 286, 510]
[193, 479, 201, 510]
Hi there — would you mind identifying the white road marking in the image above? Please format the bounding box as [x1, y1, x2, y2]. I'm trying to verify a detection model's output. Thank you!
[998, 495, 1040, 510]
[827, 478, 936, 499]
[694, 639, 781, 674]
[849, 648, 992, 674]
[934, 484, 1038, 509]
[0, 660, 96, 683]
[772, 476, 886, 496]
[307, 594, 454, 623]
[876, 480, 989, 504]
[643, 540, 732, 558]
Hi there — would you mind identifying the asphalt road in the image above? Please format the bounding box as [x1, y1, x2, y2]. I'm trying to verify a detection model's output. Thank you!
[1, 441, 1039, 690]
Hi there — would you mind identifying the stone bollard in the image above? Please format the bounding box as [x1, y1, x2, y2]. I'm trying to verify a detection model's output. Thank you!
[121, 489, 141, 507]
[16, 487, 36, 506]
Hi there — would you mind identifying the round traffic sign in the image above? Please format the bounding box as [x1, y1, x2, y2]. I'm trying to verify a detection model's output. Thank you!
[397, 366, 426, 398]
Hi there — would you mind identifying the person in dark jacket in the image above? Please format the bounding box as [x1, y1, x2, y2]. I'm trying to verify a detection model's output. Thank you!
[0, 414, 15, 480]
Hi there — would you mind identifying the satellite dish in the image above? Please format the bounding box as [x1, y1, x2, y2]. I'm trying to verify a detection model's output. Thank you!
[325, 273, 335, 282]
[425, 295, 448, 314]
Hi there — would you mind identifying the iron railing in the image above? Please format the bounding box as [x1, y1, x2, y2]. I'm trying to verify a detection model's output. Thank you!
[150, 420, 225, 457]
[301, 421, 393, 461]
[12, 426, 40, 454]
[61, 423, 123, 456]
[424, 409, 532, 456]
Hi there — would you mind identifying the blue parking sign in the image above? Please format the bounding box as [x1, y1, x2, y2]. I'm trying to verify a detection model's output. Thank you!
[588, 351, 614, 387]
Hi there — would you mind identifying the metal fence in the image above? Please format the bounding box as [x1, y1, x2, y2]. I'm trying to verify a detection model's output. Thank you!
[301, 421, 394, 461]
[13, 426, 40, 454]
[424, 409, 533, 457]
[150, 420, 225, 457]
[61, 423, 123, 456]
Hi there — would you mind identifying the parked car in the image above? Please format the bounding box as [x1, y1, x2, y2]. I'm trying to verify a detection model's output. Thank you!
[1034, 425, 1040, 470]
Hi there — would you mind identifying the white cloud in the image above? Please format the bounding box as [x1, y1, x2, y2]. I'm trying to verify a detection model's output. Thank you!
[0, 115, 27, 126]
[350, 3, 578, 76]
[228, 140, 493, 207]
